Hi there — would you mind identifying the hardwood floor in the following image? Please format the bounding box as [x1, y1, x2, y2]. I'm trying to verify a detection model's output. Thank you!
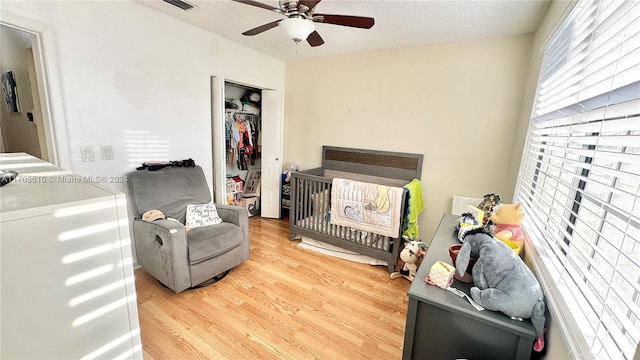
[135, 217, 411, 359]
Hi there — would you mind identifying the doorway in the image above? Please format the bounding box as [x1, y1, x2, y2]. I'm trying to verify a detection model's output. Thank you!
[0, 16, 67, 167]
[0, 25, 46, 160]
[211, 76, 283, 219]
[223, 82, 262, 216]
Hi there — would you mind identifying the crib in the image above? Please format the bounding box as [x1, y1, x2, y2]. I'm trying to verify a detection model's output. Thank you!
[289, 146, 424, 273]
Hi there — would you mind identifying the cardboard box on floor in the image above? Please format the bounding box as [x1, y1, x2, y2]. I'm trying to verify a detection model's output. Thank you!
[242, 196, 260, 217]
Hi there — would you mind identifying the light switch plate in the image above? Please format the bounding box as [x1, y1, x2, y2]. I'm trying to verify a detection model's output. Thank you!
[101, 145, 114, 160]
[81, 146, 94, 162]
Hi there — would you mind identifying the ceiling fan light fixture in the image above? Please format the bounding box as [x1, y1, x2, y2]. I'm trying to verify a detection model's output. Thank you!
[279, 18, 315, 43]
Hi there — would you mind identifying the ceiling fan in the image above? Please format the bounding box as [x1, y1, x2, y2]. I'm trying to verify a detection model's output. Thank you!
[231, 0, 375, 47]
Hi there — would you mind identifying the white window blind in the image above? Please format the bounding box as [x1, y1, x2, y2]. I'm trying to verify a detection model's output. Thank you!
[515, 1, 640, 359]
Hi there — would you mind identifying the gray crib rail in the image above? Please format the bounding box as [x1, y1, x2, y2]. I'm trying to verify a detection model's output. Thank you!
[289, 169, 408, 273]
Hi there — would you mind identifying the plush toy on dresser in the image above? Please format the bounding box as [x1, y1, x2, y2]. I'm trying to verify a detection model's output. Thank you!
[455, 228, 546, 352]
[490, 203, 526, 251]
[477, 193, 502, 225]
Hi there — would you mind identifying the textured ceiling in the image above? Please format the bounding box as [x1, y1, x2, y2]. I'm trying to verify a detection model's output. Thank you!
[136, 0, 551, 61]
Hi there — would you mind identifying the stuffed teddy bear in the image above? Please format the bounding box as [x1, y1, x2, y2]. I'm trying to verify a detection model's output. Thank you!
[390, 239, 428, 281]
[455, 228, 546, 352]
[490, 202, 525, 250]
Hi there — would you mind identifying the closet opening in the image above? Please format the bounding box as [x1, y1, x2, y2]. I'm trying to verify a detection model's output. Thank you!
[211, 76, 282, 219]
[223, 81, 262, 217]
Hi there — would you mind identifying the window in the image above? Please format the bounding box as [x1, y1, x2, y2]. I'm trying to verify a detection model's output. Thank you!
[514, 1, 640, 359]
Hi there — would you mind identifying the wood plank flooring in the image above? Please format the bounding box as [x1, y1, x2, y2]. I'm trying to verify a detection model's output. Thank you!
[135, 217, 411, 359]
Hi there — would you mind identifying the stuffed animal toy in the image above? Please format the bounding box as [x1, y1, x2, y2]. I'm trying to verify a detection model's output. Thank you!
[390, 239, 428, 281]
[477, 193, 501, 225]
[455, 228, 546, 352]
[490, 203, 526, 250]
[283, 162, 299, 183]
[455, 212, 482, 242]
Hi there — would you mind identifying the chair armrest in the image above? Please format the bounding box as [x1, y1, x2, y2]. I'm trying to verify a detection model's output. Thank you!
[215, 204, 249, 241]
[132, 219, 191, 293]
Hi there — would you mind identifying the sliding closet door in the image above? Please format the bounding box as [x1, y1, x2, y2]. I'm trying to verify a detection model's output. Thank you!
[260, 89, 282, 218]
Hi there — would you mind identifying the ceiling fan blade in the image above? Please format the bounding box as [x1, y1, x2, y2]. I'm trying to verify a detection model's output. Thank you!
[299, 0, 322, 11]
[231, 0, 280, 12]
[314, 14, 374, 29]
[307, 31, 324, 47]
[242, 20, 282, 36]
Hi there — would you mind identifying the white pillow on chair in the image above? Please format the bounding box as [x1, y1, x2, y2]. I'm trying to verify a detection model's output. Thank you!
[185, 203, 223, 229]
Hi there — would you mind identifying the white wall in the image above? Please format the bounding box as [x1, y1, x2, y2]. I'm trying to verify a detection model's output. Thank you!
[1, 1, 286, 196]
[284, 35, 533, 241]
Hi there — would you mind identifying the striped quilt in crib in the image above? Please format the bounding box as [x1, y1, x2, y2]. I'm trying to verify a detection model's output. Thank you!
[329, 178, 404, 238]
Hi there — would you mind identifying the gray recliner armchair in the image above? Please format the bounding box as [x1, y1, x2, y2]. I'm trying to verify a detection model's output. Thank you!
[127, 165, 249, 293]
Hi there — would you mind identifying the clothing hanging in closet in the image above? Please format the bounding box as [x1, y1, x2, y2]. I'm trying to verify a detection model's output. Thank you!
[225, 111, 260, 170]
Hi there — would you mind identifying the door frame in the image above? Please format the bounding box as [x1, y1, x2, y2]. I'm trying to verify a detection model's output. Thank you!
[210, 75, 283, 218]
[1, 10, 69, 168]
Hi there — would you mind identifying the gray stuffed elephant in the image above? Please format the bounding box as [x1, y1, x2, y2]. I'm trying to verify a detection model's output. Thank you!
[455, 228, 546, 352]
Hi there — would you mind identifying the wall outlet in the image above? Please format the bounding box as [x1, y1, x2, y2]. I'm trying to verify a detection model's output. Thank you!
[81, 146, 94, 162]
[101, 145, 114, 160]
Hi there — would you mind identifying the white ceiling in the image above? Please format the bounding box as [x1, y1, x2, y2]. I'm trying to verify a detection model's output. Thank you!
[136, 0, 551, 61]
